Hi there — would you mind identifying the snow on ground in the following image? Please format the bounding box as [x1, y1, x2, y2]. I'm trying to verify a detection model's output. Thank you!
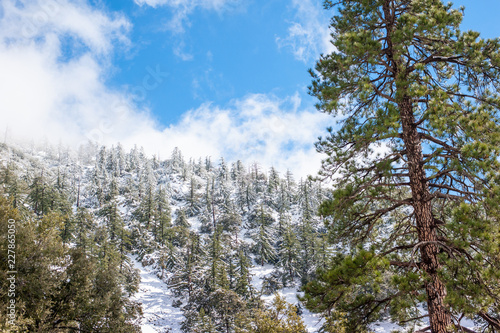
[251, 264, 324, 332]
[249, 265, 480, 333]
[131, 255, 183, 333]
[370, 318, 479, 333]
[277, 287, 324, 332]
[131, 258, 324, 333]
[250, 264, 274, 291]
[130, 240, 479, 333]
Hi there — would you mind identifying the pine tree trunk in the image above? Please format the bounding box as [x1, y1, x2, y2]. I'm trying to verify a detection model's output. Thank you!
[399, 97, 451, 333]
[76, 176, 80, 208]
[188, 248, 192, 297]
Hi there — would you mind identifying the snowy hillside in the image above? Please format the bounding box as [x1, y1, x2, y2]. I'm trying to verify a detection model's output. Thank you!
[0, 141, 328, 332]
[0, 142, 483, 333]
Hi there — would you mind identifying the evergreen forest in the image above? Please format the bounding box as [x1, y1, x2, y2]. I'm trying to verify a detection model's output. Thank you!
[2, 1, 500, 332]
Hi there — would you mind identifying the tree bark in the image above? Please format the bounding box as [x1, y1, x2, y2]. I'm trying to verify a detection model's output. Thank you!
[381, 1, 452, 329]
[399, 96, 451, 333]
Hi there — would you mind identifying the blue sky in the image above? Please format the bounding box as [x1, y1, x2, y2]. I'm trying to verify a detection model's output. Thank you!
[1, 0, 499, 176]
[103, 0, 327, 124]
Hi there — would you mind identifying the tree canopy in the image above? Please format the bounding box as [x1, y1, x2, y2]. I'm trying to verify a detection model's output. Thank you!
[301, 1, 500, 332]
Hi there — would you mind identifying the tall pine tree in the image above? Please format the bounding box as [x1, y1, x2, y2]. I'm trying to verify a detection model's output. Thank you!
[302, 1, 500, 332]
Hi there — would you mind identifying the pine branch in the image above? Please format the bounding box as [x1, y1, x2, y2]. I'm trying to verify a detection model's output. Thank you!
[428, 183, 476, 197]
[378, 244, 417, 257]
[478, 312, 500, 331]
[419, 133, 460, 153]
[452, 325, 477, 333]
[389, 260, 419, 269]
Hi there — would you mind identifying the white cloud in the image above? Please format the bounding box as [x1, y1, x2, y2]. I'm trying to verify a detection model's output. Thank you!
[0, 0, 332, 177]
[0, 0, 145, 147]
[134, 0, 232, 10]
[2, 0, 130, 55]
[276, 0, 335, 63]
[173, 42, 193, 61]
[153, 93, 333, 177]
[134, 0, 238, 34]
[133, 0, 240, 60]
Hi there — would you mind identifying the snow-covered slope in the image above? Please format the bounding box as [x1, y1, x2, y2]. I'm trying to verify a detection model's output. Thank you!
[131, 255, 183, 333]
[132, 256, 324, 333]
[1, 142, 484, 333]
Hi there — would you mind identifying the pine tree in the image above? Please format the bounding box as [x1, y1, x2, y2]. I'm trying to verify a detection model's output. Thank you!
[298, 178, 316, 221]
[180, 228, 247, 333]
[89, 163, 104, 206]
[157, 242, 177, 279]
[134, 163, 157, 231]
[235, 294, 307, 333]
[154, 185, 172, 245]
[192, 308, 217, 333]
[234, 249, 254, 299]
[99, 177, 130, 264]
[297, 216, 318, 285]
[205, 156, 213, 172]
[302, 1, 500, 332]
[276, 218, 300, 286]
[74, 207, 95, 250]
[266, 167, 281, 210]
[169, 233, 203, 297]
[250, 206, 277, 266]
[207, 226, 230, 291]
[115, 143, 126, 176]
[174, 208, 191, 229]
[171, 147, 185, 173]
[233, 161, 250, 214]
[186, 177, 201, 216]
[231, 160, 246, 184]
[27, 169, 48, 215]
[0, 194, 141, 332]
[127, 145, 140, 173]
[1, 162, 24, 209]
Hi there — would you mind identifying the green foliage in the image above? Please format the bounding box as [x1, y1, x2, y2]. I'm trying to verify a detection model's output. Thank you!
[154, 185, 172, 245]
[304, 0, 500, 331]
[301, 250, 391, 331]
[276, 219, 301, 285]
[28, 170, 72, 217]
[175, 208, 191, 229]
[0, 189, 141, 332]
[234, 249, 253, 299]
[74, 207, 95, 250]
[0, 142, 334, 332]
[1, 162, 24, 209]
[235, 294, 308, 333]
[250, 205, 277, 266]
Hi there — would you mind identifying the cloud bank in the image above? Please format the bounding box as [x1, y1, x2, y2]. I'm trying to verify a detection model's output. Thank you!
[0, 0, 135, 145]
[0, 0, 332, 177]
[155, 94, 332, 177]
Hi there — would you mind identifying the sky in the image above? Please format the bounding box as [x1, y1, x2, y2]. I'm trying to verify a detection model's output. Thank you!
[0, 0, 499, 177]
